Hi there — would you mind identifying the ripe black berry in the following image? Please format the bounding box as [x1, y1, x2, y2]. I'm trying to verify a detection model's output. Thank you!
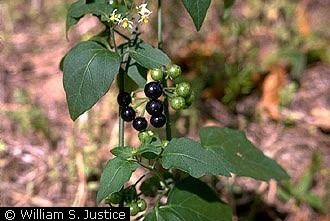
[144, 82, 163, 99]
[117, 92, 132, 106]
[133, 117, 148, 131]
[146, 99, 164, 116]
[150, 114, 167, 128]
[120, 106, 136, 122]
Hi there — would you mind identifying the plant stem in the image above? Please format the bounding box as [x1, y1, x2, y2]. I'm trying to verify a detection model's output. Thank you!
[111, 28, 125, 147]
[158, 0, 172, 141]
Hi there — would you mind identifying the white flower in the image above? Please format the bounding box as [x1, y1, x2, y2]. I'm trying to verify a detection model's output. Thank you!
[137, 3, 152, 24]
[120, 18, 134, 29]
[109, 9, 121, 24]
[138, 15, 150, 24]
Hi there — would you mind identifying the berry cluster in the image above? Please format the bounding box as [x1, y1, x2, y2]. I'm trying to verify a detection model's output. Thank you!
[150, 64, 194, 111]
[144, 82, 167, 128]
[117, 63, 194, 132]
[117, 92, 148, 131]
[105, 187, 146, 216]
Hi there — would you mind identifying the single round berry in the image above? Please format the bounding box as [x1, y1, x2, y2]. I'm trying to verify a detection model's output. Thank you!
[105, 192, 121, 205]
[150, 114, 167, 128]
[176, 82, 192, 98]
[121, 106, 136, 122]
[146, 99, 164, 116]
[149, 68, 164, 81]
[170, 96, 186, 110]
[129, 202, 140, 216]
[133, 117, 148, 131]
[117, 92, 132, 106]
[166, 64, 181, 79]
[144, 82, 163, 99]
[137, 199, 147, 211]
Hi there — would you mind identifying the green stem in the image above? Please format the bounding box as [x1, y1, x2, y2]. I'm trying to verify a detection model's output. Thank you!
[112, 28, 125, 147]
[158, 0, 172, 141]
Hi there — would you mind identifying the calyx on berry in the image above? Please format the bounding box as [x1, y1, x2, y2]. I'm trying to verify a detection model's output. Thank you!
[138, 130, 154, 143]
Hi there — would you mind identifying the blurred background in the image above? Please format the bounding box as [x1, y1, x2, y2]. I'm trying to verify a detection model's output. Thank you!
[0, 0, 330, 220]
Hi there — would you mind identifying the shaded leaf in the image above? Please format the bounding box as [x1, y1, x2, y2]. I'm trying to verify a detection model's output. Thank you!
[111, 146, 134, 159]
[140, 176, 163, 197]
[129, 43, 171, 69]
[63, 41, 120, 120]
[127, 62, 148, 88]
[161, 127, 289, 181]
[97, 157, 138, 203]
[182, 0, 211, 31]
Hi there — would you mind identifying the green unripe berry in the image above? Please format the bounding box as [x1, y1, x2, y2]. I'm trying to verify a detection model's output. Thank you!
[176, 82, 192, 98]
[105, 192, 121, 204]
[166, 64, 181, 79]
[185, 91, 195, 108]
[149, 68, 164, 81]
[170, 96, 186, 110]
[137, 199, 147, 211]
[138, 131, 150, 143]
[129, 202, 140, 216]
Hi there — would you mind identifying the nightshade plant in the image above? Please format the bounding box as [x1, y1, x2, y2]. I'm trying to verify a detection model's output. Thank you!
[61, 0, 289, 220]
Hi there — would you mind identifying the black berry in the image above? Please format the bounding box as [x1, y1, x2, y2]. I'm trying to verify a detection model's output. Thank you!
[117, 92, 132, 106]
[144, 82, 163, 99]
[146, 99, 164, 116]
[133, 117, 148, 131]
[150, 114, 167, 128]
[120, 106, 136, 122]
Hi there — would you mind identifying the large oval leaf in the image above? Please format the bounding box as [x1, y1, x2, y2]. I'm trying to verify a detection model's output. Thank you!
[200, 127, 289, 181]
[182, 0, 211, 31]
[161, 127, 289, 181]
[161, 138, 231, 178]
[129, 43, 171, 69]
[145, 177, 232, 221]
[63, 41, 120, 120]
[96, 157, 138, 204]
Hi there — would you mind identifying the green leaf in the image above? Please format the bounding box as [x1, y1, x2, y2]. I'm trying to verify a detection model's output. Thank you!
[63, 41, 120, 120]
[66, 1, 117, 34]
[111, 146, 134, 159]
[96, 157, 138, 204]
[182, 0, 211, 31]
[66, 0, 85, 34]
[136, 135, 163, 157]
[200, 127, 289, 181]
[145, 177, 232, 221]
[127, 62, 148, 88]
[89, 29, 111, 49]
[140, 176, 163, 197]
[161, 138, 231, 178]
[129, 43, 171, 69]
[161, 127, 289, 181]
